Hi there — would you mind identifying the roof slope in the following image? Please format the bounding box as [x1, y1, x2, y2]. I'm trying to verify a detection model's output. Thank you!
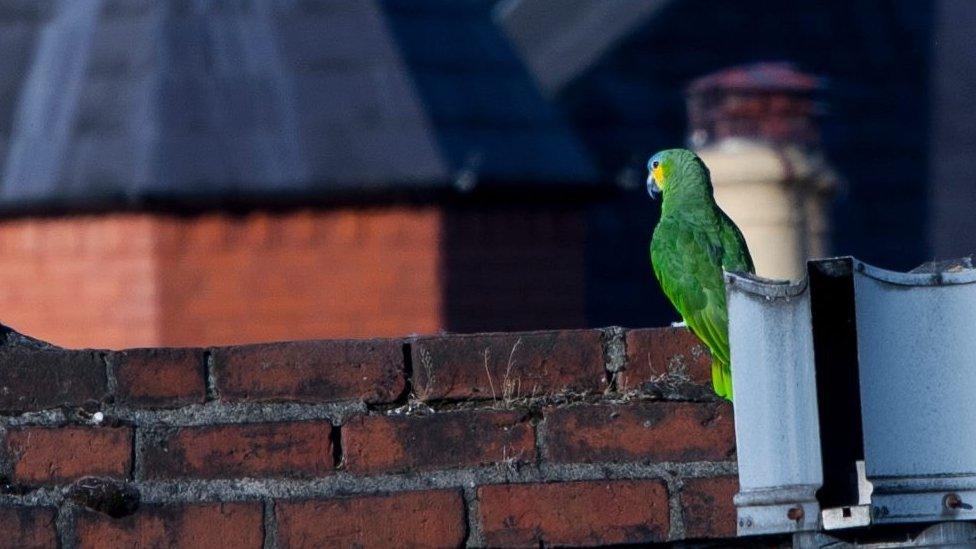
[0, 0, 598, 212]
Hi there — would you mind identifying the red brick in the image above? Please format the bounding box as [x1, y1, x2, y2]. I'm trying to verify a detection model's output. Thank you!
[541, 402, 735, 463]
[342, 410, 535, 474]
[75, 502, 263, 549]
[3, 426, 132, 484]
[478, 480, 669, 546]
[112, 348, 206, 408]
[0, 209, 446, 349]
[0, 507, 57, 549]
[623, 328, 712, 398]
[212, 339, 405, 404]
[681, 476, 738, 539]
[411, 330, 606, 400]
[157, 207, 445, 346]
[276, 490, 465, 548]
[143, 421, 333, 479]
[0, 214, 161, 350]
[0, 345, 107, 413]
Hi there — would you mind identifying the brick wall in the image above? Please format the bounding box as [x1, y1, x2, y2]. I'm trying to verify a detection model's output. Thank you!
[0, 325, 738, 547]
[0, 208, 444, 349]
[0, 215, 161, 349]
[154, 208, 445, 346]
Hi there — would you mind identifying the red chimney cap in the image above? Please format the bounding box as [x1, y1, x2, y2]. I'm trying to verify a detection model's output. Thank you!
[688, 62, 822, 95]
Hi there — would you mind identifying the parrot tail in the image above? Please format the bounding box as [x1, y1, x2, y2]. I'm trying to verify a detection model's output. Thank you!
[711, 359, 733, 402]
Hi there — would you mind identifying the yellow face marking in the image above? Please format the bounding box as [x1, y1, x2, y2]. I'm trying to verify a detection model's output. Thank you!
[652, 164, 665, 190]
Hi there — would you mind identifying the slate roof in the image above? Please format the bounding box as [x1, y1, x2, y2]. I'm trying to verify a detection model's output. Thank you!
[0, 0, 598, 212]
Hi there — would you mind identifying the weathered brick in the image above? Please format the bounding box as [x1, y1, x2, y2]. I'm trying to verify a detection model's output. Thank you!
[0, 346, 107, 413]
[681, 476, 739, 539]
[0, 507, 57, 549]
[541, 402, 735, 463]
[623, 327, 713, 398]
[67, 477, 140, 518]
[112, 347, 206, 408]
[276, 490, 465, 548]
[212, 339, 405, 404]
[478, 480, 669, 546]
[342, 410, 534, 474]
[157, 206, 445, 346]
[412, 330, 605, 400]
[143, 421, 333, 479]
[3, 426, 132, 484]
[75, 503, 263, 549]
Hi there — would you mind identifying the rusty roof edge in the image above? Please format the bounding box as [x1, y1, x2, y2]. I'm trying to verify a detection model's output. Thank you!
[853, 258, 976, 286]
[734, 484, 819, 506]
[727, 256, 976, 290]
[724, 270, 807, 298]
[869, 474, 976, 494]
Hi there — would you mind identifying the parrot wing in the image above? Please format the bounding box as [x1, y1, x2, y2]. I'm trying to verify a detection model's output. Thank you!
[652, 211, 753, 400]
[717, 209, 755, 275]
[651, 220, 732, 367]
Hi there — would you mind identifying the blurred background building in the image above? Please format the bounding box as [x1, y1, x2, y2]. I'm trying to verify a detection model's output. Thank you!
[0, 0, 973, 348]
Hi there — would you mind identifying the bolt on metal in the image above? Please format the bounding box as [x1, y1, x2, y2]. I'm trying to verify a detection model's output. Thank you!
[943, 493, 972, 510]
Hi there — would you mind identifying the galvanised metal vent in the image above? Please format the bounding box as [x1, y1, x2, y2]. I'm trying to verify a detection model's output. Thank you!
[726, 272, 822, 536]
[853, 259, 976, 525]
[727, 256, 976, 546]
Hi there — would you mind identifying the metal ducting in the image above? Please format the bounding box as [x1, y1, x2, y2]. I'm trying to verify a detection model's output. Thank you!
[727, 256, 976, 545]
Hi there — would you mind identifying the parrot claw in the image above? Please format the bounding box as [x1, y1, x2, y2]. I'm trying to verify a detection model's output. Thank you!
[671, 320, 687, 328]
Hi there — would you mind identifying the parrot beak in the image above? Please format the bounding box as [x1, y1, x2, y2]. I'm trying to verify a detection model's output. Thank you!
[647, 174, 662, 200]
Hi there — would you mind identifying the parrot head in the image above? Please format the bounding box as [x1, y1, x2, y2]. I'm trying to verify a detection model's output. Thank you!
[646, 151, 666, 200]
[646, 148, 711, 201]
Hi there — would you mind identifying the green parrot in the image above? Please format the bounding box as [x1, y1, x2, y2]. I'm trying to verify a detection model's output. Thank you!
[646, 148, 755, 401]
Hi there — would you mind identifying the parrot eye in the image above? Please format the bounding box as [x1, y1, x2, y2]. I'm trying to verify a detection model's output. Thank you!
[652, 161, 659, 169]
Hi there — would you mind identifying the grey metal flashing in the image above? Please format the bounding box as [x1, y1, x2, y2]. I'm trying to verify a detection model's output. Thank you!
[728, 256, 976, 537]
[852, 257, 976, 525]
[794, 521, 976, 548]
[869, 475, 976, 524]
[725, 271, 808, 298]
[854, 258, 976, 286]
[726, 271, 822, 535]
